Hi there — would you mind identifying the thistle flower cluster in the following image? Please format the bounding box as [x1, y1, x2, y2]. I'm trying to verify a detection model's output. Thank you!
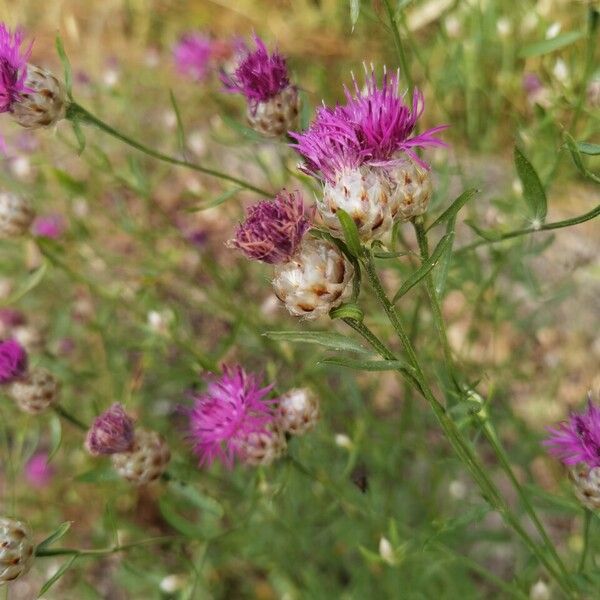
[229, 191, 353, 319]
[221, 35, 299, 137]
[85, 403, 170, 484]
[185, 366, 319, 468]
[291, 66, 445, 240]
[0, 25, 67, 129]
[544, 395, 600, 510]
[173, 33, 238, 82]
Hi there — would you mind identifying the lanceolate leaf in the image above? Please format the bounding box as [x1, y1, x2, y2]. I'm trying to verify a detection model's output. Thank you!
[36, 522, 72, 553]
[336, 208, 363, 258]
[518, 31, 583, 58]
[426, 189, 478, 232]
[38, 554, 78, 596]
[514, 147, 547, 221]
[393, 233, 453, 302]
[55, 34, 73, 98]
[264, 330, 370, 354]
[350, 0, 361, 30]
[319, 356, 413, 372]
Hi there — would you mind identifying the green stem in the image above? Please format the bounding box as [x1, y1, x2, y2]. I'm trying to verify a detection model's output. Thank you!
[455, 203, 600, 255]
[381, 0, 414, 94]
[53, 405, 88, 431]
[35, 536, 178, 557]
[360, 252, 575, 597]
[578, 509, 592, 573]
[412, 219, 455, 373]
[66, 102, 271, 198]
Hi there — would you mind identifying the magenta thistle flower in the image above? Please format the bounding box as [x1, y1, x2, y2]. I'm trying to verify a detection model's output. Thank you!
[229, 190, 312, 264]
[290, 67, 446, 182]
[173, 33, 214, 81]
[85, 403, 135, 455]
[185, 366, 277, 468]
[32, 214, 65, 239]
[544, 397, 600, 468]
[220, 35, 290, 106]
[24, 452, 55, 488]
[0, 338, 27, 383]
[0, 24, 31, 113]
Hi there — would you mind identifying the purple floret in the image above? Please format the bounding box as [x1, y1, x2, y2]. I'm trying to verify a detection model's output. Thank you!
[173, 33, 214, 81]
[0, 338, 27, 383]
[229, 190, 312, 264]
[85, 403, 135, 455]
[0, 24, 31, 113]
[544, 397, 600, 468]
[220, 35, 290, 106]
[185, 366, 276, 468]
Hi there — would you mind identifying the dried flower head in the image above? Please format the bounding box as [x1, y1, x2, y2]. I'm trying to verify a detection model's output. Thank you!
[185, 366, 277, 468]
[85, 403, 135, 456]
[220, 35, 290, 106]
[229, 190, 311, 264]
[0, 338, 27, 384]
[544, 396, 600, 468]
[0, 24, 30, 114]
[291, 66, 446, 183]
[173, 33, 214, 81]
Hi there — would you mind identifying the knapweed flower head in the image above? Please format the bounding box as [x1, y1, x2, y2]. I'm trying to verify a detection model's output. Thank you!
[85, 403, 135, 455]
[220, 34, 290, 106]
[186, 365, 277, 468]
[0, 24, 30, 114]
[24, 452, 54, 488]
[0, 338, 27, 384]
[173, 33, 213, 81]
[228, 190, 312, 264]
[544, 396, 600, 468]
[32, 214, 65, 239]
[291, 66, 446, 183]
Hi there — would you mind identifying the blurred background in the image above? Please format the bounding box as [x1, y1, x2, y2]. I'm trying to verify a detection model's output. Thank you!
[0, 0, 598, 598]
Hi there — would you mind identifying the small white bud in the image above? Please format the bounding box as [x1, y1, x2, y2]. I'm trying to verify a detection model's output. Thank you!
[378, 537, 396, 565]
[335, 433, 353, 449]
[529, 579, 551, 600]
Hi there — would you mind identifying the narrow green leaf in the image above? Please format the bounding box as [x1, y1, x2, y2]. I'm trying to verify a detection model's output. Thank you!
[329, 303, 364, 321]
[169, 90, 187, 157]
[350, 0, 361, 30]
[336, 208, 363, 258]
[319, 356, 411, 372]
[263, 330, 370, 354]
[514, 146, 547, 221]
[2, 262, 48, 306]
[36, 522, 72, 552]
[393, 233, 453, 302]
[577, 141, 600, 155]
[434, 223, 456, 296]
[168, 481, 224, 517]
[52, 168, 87, 195]
[38, 554, 78, 596]
[75, 465, 120, 483]
[518, 31, 584, 58]
[54, 34, 73, 98]
[426, 189, 478, 231]
[565, 134, 600, 183]
[190, 187, 242, 211]
[71, 120, 86, 155]
[464, 220, 503, 241]
[47, 414, 62, 461]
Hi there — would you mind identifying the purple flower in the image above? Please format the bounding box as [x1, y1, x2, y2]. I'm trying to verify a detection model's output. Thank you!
[24, 452, 55, 488]
[185, 366, 277, 468]
[229, 190, 312, 264]
[0, 338, 27, 383]
[544, 397, 600, 468]
[32, 214, 65, 239]
[0, 24, 31, 113]
[173, 33, 214, 81]
[220, 35, 290, 106]
[522, 72, 544, 95]
[0, 308, 25, 328]
[85, 403, 135, 455]
[290, 67, 446, 182]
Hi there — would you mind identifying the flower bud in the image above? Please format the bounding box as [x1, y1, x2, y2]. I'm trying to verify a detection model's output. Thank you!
[277, 387, 319, 435]
[0, 192, 34, 238]
[386, 160, 433, 221]
[241, 427, 286, 467]
[248, 86, 299, 138]
[272, 238, 353, 320]
[0, 517, 34, 584]
[85, 403, 135, 456]
[11, 65, 67, 129]
[320, 166, 394, 241]
[570, 465, 600, 510]
[0, 339, 27, 384]
[8, 367, 60, 414]
[112, 428, 170, 485]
